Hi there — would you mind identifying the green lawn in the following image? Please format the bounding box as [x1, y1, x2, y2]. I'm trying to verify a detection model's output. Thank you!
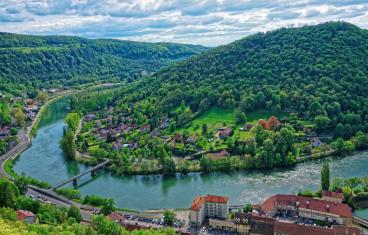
[178, 107, 236, 134]
[246, 109, 289, 123]
[177, 107, 289, 142]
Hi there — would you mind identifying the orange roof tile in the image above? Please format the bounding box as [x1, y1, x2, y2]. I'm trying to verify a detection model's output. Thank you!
[191, 195, 229, 211]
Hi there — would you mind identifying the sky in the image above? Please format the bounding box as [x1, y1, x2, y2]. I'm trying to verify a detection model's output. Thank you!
[0, 0, 368, 46]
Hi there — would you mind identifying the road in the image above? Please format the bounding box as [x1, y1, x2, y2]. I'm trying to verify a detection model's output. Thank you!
[0, 89, 101, 222]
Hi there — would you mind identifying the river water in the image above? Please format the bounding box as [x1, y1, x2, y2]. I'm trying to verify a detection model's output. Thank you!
[13, 98, 368, 214]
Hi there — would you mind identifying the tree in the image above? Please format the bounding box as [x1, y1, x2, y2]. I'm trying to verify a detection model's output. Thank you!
[100, 199, 115, 216]
[36, 91, 48, 103]
[60, 129, 76, 160]
[243, 204, 252, 213]
[314, 115, 330, 132]
[68, 205, 83, 223]
[92, 215, 121, 235]
[65, 112, 81, 132]
[202, 123, 208, 135]
[321, 161, 330, 191]
[235, 111, 246, 124]
[352, 131, 368, 149]
[200, 156, 212, 172]
[0, 102, 11, 125]
[162, 157, 176, 174]
[332, 138, 355, 155]
[163, 210, 176, 226]
[16, 195, 40, 214]
[334, 123, 344, 138]
[13, 108, 25, 127]
[15, 176, 28, 195]
[0, 180, 19, 208]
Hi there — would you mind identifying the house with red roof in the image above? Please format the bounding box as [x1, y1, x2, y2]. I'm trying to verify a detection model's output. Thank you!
[260, 194, 353, 225]
[16, 210, 37, 224]
[189, 195, 229, 226]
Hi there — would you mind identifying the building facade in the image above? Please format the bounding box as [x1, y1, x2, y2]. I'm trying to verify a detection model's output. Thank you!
[189, 195, 229, 226]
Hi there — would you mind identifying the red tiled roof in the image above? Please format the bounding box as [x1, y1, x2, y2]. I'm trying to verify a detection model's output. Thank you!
[322, 190, 343, 199]
[16, 210, 35, 220]
[274, 222, 362, 235]
[260, 194, 352, 218]
[191, 195, 229, 211]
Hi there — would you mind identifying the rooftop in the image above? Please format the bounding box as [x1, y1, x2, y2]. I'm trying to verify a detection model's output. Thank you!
[260, 194, 352, 218]
[191, 195, 229, 211]
[16, 210, 35, 220]
[322, 190, 343, 200]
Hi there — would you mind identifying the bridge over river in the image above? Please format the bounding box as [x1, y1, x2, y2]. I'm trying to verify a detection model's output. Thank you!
[52, 159, 110, 190]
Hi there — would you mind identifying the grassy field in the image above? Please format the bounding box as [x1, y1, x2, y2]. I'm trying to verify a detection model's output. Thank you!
[178, 107, 236, 134]
[177, 107, 289, 141]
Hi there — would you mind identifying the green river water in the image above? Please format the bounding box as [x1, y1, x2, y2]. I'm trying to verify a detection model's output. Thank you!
[13, 97, 368, 216]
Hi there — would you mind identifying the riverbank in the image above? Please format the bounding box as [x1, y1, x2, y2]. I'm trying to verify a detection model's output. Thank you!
[6, 90, 368, 211]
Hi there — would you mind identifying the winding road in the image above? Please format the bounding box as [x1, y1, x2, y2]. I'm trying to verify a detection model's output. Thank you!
[0, 86, 119, 222]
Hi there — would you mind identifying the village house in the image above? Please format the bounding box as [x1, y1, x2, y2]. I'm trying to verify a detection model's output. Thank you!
[160, 117, 169, 129]
[139, 124, 151, 134]
[24, 98, 35, 105]
[173, 133, 183, 143]
[85, 114, 97, 122]
[0, 126, 11, 137]
[208, 149, 230, 160]
[16, 210, 37, 224]
[48, 88, 58, 94]
[106, 115, 113, 125]
[24, 104, 39, 113]
[239, 124, 253, 131]
[189, 195, 229, 226]
[185, 135, 197, 144]
[216, 127, 233, 139]
[150, 129, 160, 137]
[310, 137, 322, 148]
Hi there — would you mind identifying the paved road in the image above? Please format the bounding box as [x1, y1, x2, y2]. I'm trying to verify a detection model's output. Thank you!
[0, 90, 96, 221]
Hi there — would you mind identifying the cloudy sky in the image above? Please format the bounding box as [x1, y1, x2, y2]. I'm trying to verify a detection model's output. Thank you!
[1, 0, 368, 46]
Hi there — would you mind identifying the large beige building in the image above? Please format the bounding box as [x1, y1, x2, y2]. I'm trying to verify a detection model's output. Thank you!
[189, 195, 229, 226]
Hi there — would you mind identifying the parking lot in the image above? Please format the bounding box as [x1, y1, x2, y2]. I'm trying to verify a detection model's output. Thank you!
[122, 214, 186, 229]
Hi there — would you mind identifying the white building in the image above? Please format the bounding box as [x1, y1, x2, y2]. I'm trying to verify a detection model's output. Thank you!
[189, 195, 229, 226]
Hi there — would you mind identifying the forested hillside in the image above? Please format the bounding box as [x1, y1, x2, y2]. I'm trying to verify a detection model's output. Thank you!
[0, 32, 207, 93]
[125, 22, 368, 132]
[63, 22, 368, 173]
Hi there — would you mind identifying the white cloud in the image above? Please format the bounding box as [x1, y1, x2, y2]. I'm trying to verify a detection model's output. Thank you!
[0, 0, 367, 46]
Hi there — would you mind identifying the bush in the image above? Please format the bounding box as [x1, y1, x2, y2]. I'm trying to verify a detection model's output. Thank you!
[56, 188, 82, 200]
[298, 189, 315, 197]
[83, 195, 107, 206]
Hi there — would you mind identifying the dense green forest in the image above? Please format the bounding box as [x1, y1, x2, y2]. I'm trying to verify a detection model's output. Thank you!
[70, 22, 368, 174]
[0, 32, 207, 94]
[128, 21, 368, 136]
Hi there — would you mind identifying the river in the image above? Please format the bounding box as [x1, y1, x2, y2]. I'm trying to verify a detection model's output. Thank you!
[13, 98, 368, 214]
